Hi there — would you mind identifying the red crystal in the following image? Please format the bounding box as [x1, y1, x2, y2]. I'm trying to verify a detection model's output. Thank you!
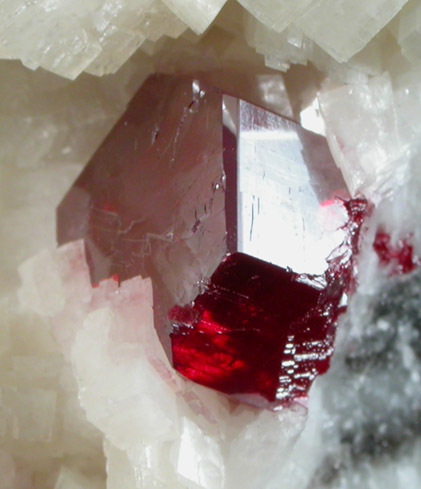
[373, 231, 419, 275]
[57, 74, 368, 408]
[170, 253, 330, 405]
[171, 200, 367, 407]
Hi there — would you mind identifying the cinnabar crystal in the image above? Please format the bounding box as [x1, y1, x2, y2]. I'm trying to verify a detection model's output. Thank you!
[57, 74, 367, 408]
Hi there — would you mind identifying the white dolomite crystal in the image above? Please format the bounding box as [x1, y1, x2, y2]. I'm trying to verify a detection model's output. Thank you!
[0, 295, 105, 488]
[238, 0, 313, 33]
[0, 0, 416, 80]
[395, 0, 421, 64]
[245, 19, 312, 70]
[297, 0, 409, 63]
[318, 74, 409, 202]
[176, 417, 225, 489]
[245, 16, 385, 82]
[394, 70, 421, 144]
[0, 0, 230, 78]
[162, 0, 227, 35]
[84, 1, 187, 77]
[0, 0, 175, 79]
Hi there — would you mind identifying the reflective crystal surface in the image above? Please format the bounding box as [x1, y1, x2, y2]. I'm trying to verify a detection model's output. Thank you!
[57, 74, 367, 407]
[222, 95, 351, 275]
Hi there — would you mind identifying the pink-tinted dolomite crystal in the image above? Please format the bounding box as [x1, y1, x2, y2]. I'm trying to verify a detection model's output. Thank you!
[57, 74, 367, 408]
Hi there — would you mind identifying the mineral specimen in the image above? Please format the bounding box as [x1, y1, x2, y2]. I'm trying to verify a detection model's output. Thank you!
[57, 73, 367, 407]
[2, 0, 421, 486]
[19, 239, 308, 489]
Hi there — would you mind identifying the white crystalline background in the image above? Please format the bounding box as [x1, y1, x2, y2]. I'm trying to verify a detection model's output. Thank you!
[0, 0, 415, 80]
[18, 241, 307, 489]
[0, 0, 421, 487]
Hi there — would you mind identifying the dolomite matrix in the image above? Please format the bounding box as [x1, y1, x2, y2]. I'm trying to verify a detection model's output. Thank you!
[57, 73, 367, 408]
[0, 0, 411, 80]
[3, 0, 421, 486]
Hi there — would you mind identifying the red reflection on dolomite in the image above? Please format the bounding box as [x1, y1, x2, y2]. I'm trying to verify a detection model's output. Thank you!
[374, 231, 420, 275]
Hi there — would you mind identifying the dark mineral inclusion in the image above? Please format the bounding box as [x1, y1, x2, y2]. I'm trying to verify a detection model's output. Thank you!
[57, 74, 367, 408]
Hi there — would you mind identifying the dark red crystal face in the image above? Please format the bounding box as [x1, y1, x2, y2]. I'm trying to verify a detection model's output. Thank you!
[57, 74, 367, 408]
[171, 253, 332, 406]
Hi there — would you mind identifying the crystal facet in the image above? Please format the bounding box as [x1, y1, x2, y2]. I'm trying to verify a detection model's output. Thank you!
[57, 74, 367, 407]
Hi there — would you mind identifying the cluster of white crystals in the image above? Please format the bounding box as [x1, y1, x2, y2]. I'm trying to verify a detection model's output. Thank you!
[0, 272, 105, 489]
[1, 0, 421, 487]
[0, 59, 153, 489]
[18, 241, 307, 489]
[13, 235, 421, 489]
[0, 0, 419, 80]
[0, 0, 186, 79]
